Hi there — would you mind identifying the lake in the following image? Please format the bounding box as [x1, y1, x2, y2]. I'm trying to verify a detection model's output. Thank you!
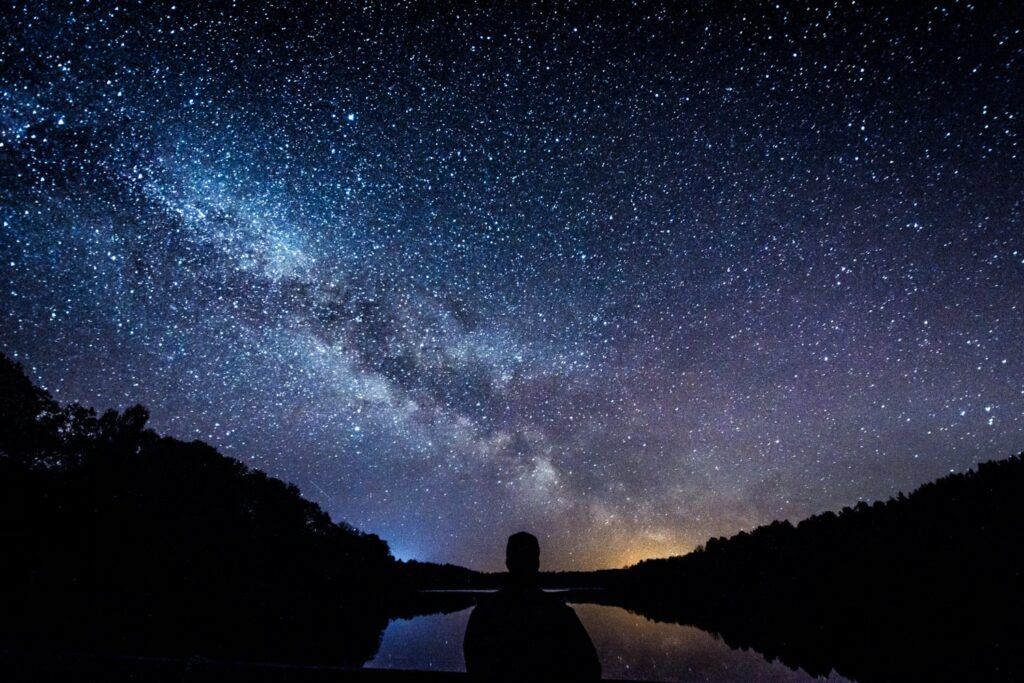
[367, 600, 853, 682]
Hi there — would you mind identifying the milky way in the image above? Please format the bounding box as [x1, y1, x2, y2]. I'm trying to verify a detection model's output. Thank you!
[2, 1, 1022, 569]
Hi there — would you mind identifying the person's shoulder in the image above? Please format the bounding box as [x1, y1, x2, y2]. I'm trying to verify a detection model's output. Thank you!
[540, 593, 586, 622]
[537, 590, 571, 607]
[470, 590, 507, 614]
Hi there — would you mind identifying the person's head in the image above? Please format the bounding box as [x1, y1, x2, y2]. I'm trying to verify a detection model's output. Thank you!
[505, 531, 540, 576]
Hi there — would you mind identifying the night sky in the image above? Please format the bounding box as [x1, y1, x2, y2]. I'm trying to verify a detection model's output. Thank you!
[2, 1, 1022, 570]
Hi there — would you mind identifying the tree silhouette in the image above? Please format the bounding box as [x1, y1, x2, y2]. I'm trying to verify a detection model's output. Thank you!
[602, 451, 1024, 681]
[0, 354, 395, 665]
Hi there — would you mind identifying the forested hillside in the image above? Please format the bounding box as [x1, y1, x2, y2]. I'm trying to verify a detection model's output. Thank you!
[611, 452, 1024, 680]
[0, 354, 395, 664]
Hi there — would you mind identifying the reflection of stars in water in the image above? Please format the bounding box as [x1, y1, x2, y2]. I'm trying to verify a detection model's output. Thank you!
[2, 2, 1022, 570]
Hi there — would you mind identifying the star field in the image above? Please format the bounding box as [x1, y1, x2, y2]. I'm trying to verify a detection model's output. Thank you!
[2, 1, 1022, 569]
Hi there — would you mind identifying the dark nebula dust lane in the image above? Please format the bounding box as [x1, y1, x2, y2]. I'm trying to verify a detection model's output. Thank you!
[2, 1, 1022, 569]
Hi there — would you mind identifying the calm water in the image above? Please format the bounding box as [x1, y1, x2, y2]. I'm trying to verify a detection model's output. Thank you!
[367, 601, 853, 682]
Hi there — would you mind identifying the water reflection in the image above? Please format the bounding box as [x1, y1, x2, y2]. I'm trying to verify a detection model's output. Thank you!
[368, 607, 470, 672]
[368, 602, 852, 682]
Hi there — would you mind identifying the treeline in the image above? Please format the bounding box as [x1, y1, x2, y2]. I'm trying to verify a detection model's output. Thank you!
[0, 354, 399, 664]
[398, 559, 493, 590]
[394, 562, 616, 591]
[395, 562, 612, 590]
[609, 453, 1024, 681]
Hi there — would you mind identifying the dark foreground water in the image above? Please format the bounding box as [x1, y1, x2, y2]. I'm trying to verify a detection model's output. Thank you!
[367, 602, 853, 682]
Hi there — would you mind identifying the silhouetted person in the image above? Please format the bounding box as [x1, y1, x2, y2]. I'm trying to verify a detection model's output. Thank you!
[463, 532, 601, 681]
